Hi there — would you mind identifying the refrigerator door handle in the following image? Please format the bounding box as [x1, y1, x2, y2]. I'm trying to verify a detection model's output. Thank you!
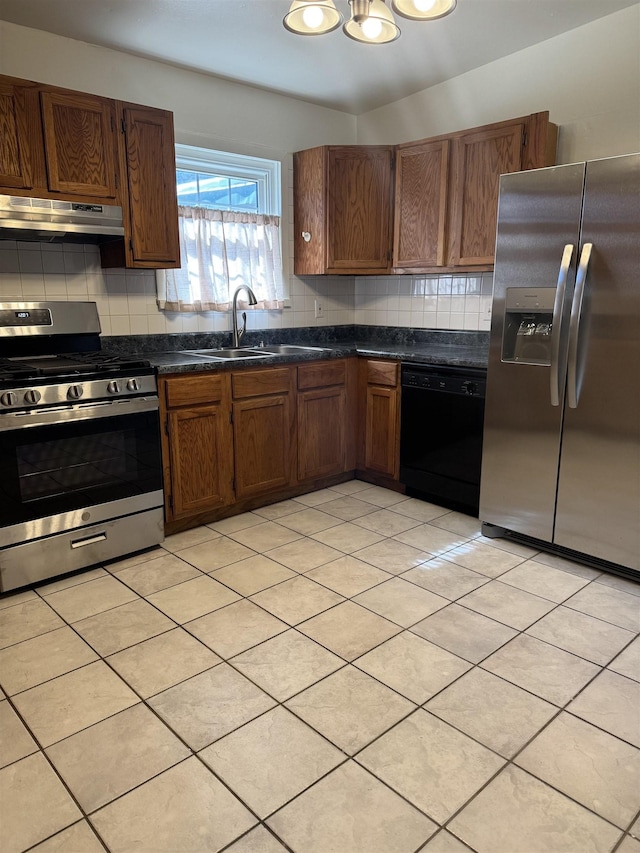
[550, 243, 574, 406]
[567, 242, 593, 409]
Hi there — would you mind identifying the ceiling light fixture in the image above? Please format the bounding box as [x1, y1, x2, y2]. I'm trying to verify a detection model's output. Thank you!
[283, 0, 343, 35]
[344, 0, 399, 44]
[283, 0, 455, 43]
[391, 0, 456, 22]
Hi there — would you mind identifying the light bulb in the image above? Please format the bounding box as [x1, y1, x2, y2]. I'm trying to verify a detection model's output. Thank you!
[361, 16, 383, 38]
[413, 0, 436, 10]
[302, 4, 325, 29]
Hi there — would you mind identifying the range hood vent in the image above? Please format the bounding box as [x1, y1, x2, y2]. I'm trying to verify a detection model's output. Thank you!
[0, 195, 125, 244]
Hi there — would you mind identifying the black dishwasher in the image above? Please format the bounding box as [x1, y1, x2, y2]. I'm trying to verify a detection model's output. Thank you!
[400, 363, 486, 516]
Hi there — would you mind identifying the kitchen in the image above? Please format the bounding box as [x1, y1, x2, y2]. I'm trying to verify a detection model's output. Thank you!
[0, 3, 639, 852]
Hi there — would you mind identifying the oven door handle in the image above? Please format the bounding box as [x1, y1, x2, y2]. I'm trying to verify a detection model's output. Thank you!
[0, 396, 159, 431]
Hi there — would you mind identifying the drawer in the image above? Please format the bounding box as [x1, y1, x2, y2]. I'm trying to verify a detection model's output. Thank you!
[298, 359, 345, 390]
[232, 367, 291, 399]
[366, 359, 398, 387]
[163, 373, 224, 407]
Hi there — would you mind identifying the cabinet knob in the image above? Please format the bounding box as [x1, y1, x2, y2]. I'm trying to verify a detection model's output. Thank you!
[301, 231, 311, 242]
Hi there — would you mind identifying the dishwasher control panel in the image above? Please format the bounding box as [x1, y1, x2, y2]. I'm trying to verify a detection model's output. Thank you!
[402, 366, 486, 397]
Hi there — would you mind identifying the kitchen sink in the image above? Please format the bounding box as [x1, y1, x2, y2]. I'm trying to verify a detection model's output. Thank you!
[185, 348, 276, 360]
[252, 344, 331, 355]
[184, 344, 331, 360]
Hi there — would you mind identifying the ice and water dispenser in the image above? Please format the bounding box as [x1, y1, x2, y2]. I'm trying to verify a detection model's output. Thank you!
[501, 287, 556, 365]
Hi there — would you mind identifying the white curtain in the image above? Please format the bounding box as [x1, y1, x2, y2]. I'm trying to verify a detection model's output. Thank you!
[156, 206, 284, 312]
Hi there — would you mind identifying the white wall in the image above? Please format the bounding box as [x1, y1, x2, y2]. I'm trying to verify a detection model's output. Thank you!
[1, 8, 637, 336]
[0, 21, 357, 335]
[357, 5, 640, 164]
[353, 5, 640, 331]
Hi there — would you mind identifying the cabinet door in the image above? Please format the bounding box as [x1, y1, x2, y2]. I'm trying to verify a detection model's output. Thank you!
[298, 386, 346, 480]
[0, 80, 46, 191]
[448, 123, 524, 266]
[233, 395, 293, 499]
[293, 146, 326, 276]
[167, 404, 233, 518]
[327, 146, 393, 273]
[393, 139, 449, 270]
[40, 91, 118, 198]
[364, 385, 400, 478]
[121, 106, 180, 267]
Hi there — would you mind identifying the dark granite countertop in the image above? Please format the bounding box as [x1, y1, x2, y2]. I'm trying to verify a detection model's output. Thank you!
[103, 326, 489, 374]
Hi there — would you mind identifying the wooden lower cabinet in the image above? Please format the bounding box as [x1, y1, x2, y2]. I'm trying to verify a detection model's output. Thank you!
[358, 359, 401, 481]
[297, 360, 348, 480]
[232, 366, 296, 500]
[160, 373, 233, 522]
[160, 356, 392, 532]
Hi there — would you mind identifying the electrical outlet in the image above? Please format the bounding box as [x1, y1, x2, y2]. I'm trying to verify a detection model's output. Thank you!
[314, 300, 324, 319]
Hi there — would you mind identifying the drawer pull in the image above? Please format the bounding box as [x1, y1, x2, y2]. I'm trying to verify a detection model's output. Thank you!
[70, 532, 107, 549]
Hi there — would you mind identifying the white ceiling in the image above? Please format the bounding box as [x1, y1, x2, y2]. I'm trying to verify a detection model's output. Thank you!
[0, 0, 637, 114]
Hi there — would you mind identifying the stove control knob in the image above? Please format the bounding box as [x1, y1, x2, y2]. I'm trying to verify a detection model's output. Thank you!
[24, 389, 42, 405]
[67, 384, 83, 400]
[0, 391, 17, 407]
[126, 378, 140, 392]
[107, 381, 120, 395]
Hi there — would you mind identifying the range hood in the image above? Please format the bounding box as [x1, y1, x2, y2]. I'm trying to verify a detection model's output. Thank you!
[0, 194, 125, 244]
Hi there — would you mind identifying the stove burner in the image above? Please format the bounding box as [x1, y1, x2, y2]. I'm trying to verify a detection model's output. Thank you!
[0, 353, 152, 384]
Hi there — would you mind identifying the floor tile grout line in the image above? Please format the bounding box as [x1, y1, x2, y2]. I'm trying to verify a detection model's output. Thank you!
[2, 690, 113, 851]
[441, 757, 629, 845]
[2, 486, 638, 853]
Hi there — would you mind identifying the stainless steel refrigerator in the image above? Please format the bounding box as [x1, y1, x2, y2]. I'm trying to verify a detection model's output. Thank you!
[479, 153, 639, 576]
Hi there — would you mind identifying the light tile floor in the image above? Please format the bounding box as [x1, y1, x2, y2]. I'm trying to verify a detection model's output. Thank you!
[1, 479, 639, 853]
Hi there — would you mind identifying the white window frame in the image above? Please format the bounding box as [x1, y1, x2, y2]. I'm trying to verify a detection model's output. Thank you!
[175, 144, 281, 216]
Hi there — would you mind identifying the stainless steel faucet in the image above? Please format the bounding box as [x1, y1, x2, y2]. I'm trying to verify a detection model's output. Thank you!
[231, 285, 258, 347]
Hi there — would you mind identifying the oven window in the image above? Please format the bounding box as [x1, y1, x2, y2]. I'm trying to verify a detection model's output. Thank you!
[17, 428, 145, 502]
[0, 410, 162, 528]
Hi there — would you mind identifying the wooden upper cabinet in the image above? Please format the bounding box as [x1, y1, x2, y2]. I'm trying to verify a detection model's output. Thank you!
[293, 145, 393, 275]
[327, 146, 393, 274]
[294, 111, 556, 276]
[294, 146, 326, 275]
[0, 74, 180, 270]
[447, 112, 557, 268]
[119, 105, 180, 267]
[0, 80, 46, 191]
[447, 122, 525, 267]
[40, 91, 118, 198]
[393, 139, 449, 271]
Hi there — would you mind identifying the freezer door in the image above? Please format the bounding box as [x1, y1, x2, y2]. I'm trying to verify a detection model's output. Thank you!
[479, 163, 585, 541]
[554, 153, 640, 570]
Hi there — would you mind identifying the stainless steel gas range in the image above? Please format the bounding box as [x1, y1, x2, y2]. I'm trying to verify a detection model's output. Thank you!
[0, 301, 164, 592]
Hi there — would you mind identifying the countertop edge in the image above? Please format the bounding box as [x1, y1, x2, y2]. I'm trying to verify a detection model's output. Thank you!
[147, 342, 488, 374]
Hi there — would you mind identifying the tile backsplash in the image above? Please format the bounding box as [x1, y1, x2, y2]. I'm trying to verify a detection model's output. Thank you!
[0, 241, 493, 335]
[354, 274, 494, 331]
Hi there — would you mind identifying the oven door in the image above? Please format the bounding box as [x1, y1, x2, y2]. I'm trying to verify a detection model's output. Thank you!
[0, 397, 163, 540]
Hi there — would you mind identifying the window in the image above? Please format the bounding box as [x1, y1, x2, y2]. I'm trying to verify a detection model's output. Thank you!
[157, 146, 284, 312]
[177, 171, 259, 212]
